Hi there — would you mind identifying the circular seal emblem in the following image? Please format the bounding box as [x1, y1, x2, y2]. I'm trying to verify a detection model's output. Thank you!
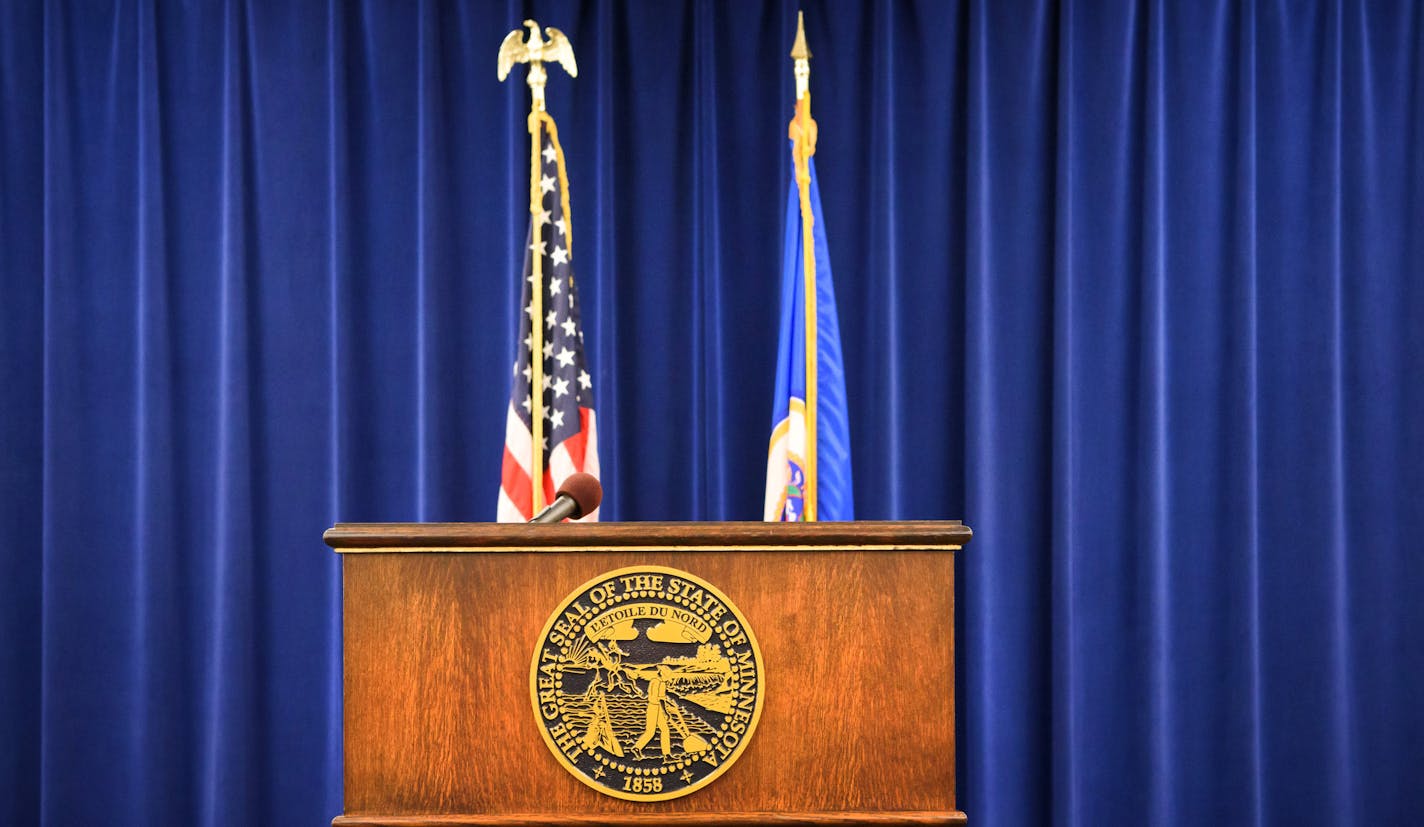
[530, 565, 764, 801]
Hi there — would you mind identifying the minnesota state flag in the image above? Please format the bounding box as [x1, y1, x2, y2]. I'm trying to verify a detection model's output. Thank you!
[763, 90, 853, 522]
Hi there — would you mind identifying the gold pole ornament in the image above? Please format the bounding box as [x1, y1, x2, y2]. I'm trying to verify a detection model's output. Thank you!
[497, 20, 579, 113]
[498, 20, 577, 512]
[788, 11, 820, 521]
[790, 10, 811, 101]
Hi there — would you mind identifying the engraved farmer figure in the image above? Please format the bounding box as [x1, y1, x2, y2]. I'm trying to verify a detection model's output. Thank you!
[631, 664, 673, 758]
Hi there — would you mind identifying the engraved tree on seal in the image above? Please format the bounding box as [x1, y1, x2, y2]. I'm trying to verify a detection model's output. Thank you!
[532, 568, 763, 801]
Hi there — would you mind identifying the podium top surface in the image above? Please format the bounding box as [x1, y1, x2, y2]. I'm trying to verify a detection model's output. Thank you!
[324, 519, 970, 552]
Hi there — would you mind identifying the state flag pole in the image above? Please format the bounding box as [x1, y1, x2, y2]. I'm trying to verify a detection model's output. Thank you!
[764, 11, 855, 523]
[789, 11, 818, 519]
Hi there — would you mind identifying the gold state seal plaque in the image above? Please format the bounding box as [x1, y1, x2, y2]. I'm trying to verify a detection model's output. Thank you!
[531, 565, 764, 801]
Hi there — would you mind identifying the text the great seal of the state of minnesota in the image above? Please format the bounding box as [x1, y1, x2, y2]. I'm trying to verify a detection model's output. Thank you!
[530, 565, 765, 801]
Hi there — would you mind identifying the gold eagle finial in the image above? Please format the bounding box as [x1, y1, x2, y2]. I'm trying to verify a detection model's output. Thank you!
[498, 19, 578, 112]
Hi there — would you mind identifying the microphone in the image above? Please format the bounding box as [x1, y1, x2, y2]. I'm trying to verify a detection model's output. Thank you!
[529, 472, 603, 523]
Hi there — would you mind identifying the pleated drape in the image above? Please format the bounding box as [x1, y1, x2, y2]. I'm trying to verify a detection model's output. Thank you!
[1, 2, 1420, 826]
[965, 2, 1424, 825]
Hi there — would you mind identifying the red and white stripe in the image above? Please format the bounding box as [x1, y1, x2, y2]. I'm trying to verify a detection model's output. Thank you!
[497, 404, 601, 522]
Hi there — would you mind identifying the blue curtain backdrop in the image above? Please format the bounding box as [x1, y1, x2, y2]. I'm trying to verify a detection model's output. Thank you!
[2, 1, 1421, 825]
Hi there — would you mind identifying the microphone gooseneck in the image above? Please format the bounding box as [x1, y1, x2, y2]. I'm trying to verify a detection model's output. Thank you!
[529, 472, 602, 523]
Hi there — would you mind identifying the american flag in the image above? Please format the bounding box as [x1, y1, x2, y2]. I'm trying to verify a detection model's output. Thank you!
[497, 115, 600, 521]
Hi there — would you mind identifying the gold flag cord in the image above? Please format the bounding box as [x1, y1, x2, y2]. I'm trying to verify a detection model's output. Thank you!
[790, 12, 818, 521]
[791, 93, 819, 522]
[528, 110, 579, 513]
[528, 110, 546, 511]
[542, 113, 574, 260]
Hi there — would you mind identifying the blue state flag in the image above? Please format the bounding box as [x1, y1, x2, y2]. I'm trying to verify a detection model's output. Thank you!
[764, 94, 853, 522]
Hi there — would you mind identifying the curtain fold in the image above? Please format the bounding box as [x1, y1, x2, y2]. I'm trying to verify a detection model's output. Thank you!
[1, 2, 1420, 825]
[1, 2, 46, 824]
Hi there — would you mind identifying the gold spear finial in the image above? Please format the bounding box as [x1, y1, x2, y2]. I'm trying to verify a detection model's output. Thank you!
[497, 19, 578, 112]
[790, 11, 811, 100]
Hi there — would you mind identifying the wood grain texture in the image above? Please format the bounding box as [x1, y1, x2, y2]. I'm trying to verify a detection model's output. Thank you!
[325, 521, 970, 551]
[338, 523, 968, 826]
[333, 811, 967, 825]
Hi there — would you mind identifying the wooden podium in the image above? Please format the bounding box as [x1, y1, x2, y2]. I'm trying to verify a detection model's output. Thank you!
[325, 521, 971, 826]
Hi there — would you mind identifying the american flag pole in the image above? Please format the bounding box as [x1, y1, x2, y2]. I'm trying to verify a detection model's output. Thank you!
[497, 22, 599, 522]
[499, 20, 576, 516]
[527, 109, 546, 513]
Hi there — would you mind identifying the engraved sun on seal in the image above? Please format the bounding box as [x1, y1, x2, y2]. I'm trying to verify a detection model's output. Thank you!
[530, 565, 765, 801]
